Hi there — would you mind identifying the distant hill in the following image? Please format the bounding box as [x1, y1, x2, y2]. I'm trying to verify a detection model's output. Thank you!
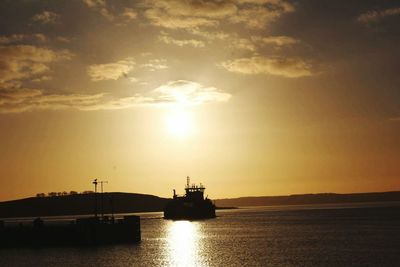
[215, 191, 400, 207]
[0, 192, 169, 219]
[2, 191, 400, 219]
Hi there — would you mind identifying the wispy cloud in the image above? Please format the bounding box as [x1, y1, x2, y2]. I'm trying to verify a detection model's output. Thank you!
[220, 56, 314, 78]
[228, 35, 300, 52]
[0, 34, 47, 44]
[144, 0, 238, 29]
[145, 0, 237, 20]
[144, 0, 293, 30]
[0, 80, 231, 113]
[145, 8, 218, 29]
[187, 28, 230, 40]
[235, 0, 293, 8]
[56, 36, 71, 43]
[0, 45, 73, 83]
[152, 80, 231, 105]
[230, 38, 257, 51]
[83, 0, 114, 20]
[140, 59, 168, 71]
[32, 11, 59, 24]
[122, 8, 137, 20]
[252, 35, 299, 47]
[83, 0, 138, 25]
[0, 88, 108, 113]
[229, 1, 294, 29]
[358, 7, 400, 23]
[87, 58, 135, 81]
[0, 86, 153, 113]
[32, 75, 52, 83]
[158, 34, 205, 48]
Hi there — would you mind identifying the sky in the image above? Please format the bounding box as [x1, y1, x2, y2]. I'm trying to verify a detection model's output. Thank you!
[0, 0, 400, 201]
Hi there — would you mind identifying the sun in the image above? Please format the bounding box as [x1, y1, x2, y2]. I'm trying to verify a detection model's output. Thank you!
[165, 109, 194, 138]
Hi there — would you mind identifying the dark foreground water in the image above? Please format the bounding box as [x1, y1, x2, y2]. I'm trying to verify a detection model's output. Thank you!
[1, 202, 400, 267]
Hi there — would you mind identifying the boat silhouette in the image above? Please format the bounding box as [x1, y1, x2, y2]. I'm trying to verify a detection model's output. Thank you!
[164, 176, 216, 220]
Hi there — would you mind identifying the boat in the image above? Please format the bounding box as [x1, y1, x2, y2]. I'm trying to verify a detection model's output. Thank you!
[164, 177, 216, 220]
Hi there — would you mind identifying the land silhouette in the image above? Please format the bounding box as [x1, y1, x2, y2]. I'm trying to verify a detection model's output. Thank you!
[0, 193, 168, 218]
[1, 191, 400, 218]
[215, 191, 400, 207]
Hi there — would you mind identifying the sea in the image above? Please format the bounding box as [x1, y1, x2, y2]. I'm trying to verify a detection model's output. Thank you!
[1, 202, 399, 267]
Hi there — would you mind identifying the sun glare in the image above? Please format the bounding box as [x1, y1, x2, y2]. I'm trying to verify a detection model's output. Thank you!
[167, 221, 203, 266]
[165, 109, 193, 137]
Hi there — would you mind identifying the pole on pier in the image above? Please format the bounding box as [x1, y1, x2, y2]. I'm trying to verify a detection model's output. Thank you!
[110, 197, 114, 221]
[93, 179, 98, 218]
[99, 181, 108, 219]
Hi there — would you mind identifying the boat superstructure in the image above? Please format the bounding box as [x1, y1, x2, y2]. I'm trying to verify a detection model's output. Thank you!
[164, 177, 216, 219]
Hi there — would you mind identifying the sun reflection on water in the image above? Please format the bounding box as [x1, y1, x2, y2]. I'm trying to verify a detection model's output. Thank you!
[166, 221, 206, 267]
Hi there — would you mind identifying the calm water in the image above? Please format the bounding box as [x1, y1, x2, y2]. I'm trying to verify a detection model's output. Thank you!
[1, 203, 400, 267]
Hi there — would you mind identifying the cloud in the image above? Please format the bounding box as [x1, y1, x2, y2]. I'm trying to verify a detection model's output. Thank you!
[56, 36, 71, 43]
[0, 34, 47, 44]
[187, 28, 230, 40]
[83, 1, 138, 25]
[115, 8, 139, 26]
[143, 0, 293, 31]
[358, 7, 400, 23]
[0, 34, 46, 44]
[228, 35, 299, 52]
[252, 35, 299, 46]
[0, 35, 25, 44]
[32, 75, 52, 83]
[0, 86, 149, 113]
[121, 8, 137, 20]
[230, 37, 257, 51]
[0, 81, 22, 90]
[0, 88, 42, 102]
[145, 8, 218, 29]
[83, 0, 114, 21]
[140, 52, 152, 57]
[140, 59, 168, 71]
[87, 58, 135, 81]
[32, 11, 59, 24]
[229, 1, 294, 29]
[32, 34, 47, 42]
[152, 80, 231, 105]
[220, 56, 313, 78]
[158, 34, 205, 48]
[146, 0, 237, 19]
[0, 80, 231, 113]
[235, 0, 293, 10]
[144, 0, 237, 29]
[82, 0, 104, 8]
[0, 88, 108, 113]
[0, 45, 73, 83]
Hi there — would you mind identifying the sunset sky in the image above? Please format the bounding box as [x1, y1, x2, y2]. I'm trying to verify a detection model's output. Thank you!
[0, 0, 399, 201]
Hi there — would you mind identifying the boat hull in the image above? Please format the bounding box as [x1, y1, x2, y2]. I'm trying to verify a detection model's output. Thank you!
[164, 199, 216, 220]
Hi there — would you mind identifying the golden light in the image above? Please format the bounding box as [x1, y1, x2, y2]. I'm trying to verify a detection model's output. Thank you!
[165, 109, 194, 138]
[166, 221, 205, 266]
